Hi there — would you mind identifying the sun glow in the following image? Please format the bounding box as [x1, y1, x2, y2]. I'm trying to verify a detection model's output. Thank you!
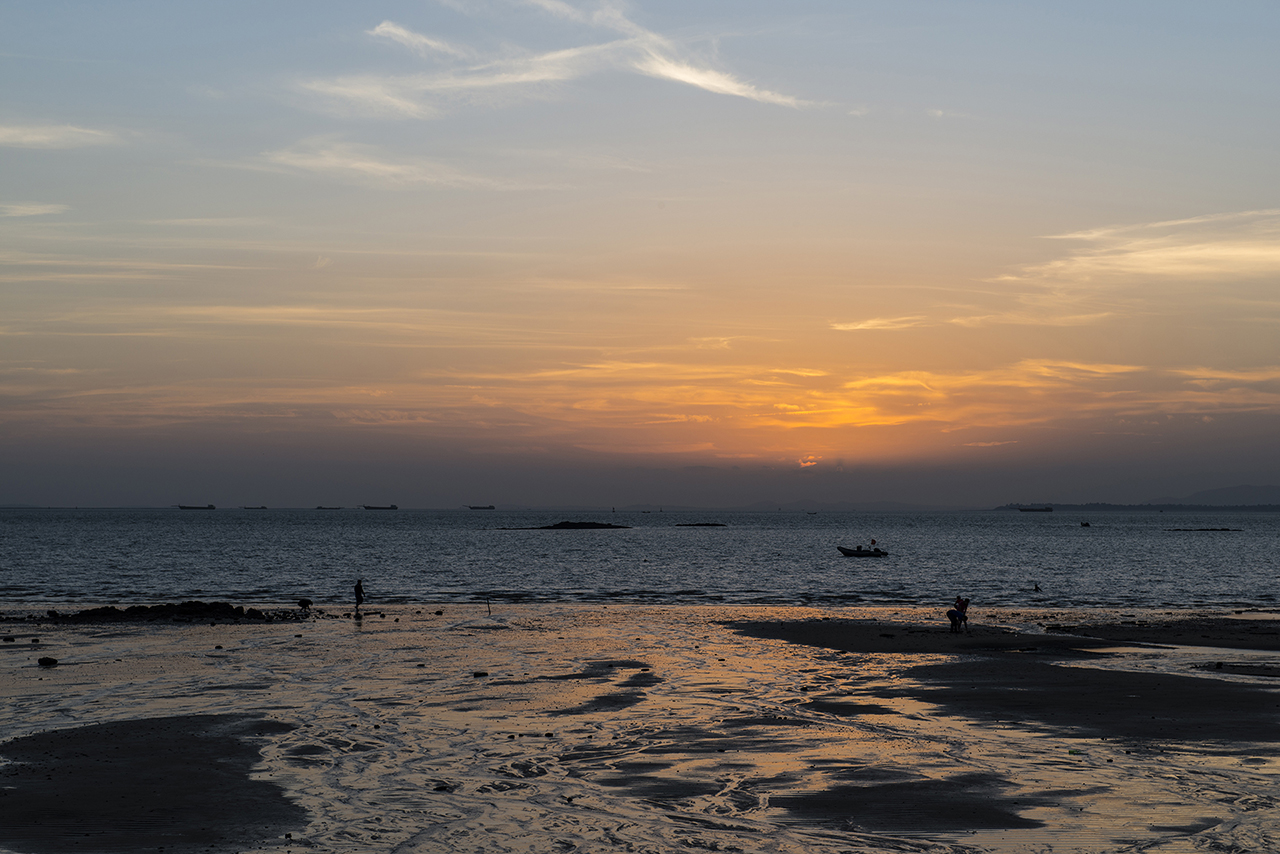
[4, 3, 1280, 505]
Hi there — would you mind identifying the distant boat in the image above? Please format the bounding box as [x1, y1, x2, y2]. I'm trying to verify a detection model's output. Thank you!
[467, 505, 496, 510]
[362, 504, 398, 510]
[316, 506, 343, 510]
[1019, 506, 1053, 512]
[837, 546, 888, 557]
[178, 505, 215, 510]
[241, 506, 268, 510]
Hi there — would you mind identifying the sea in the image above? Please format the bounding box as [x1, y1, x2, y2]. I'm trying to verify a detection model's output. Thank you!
[3, 507, 1278, 611]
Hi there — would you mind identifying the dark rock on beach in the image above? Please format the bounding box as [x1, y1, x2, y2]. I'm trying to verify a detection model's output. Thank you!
[6, 601, 313, 625]
[504, 520, 632, 530]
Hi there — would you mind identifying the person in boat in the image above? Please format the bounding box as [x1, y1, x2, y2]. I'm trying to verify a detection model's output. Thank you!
[947, 596, 970, 633]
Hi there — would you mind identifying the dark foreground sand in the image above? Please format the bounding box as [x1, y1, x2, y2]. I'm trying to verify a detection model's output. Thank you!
[0, 715, 305, 853]
[4, 605, 1280, 854]
[730, 617, 1280, 742]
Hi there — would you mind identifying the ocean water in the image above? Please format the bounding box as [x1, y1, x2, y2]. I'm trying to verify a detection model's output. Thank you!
[1, 507, 1277, 610]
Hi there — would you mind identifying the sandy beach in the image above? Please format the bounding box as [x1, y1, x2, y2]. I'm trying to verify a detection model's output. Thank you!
[4, 603, 1280, 853]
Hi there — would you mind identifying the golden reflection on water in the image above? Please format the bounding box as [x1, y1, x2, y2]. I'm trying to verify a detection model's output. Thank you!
[2, 604, 1280, 853]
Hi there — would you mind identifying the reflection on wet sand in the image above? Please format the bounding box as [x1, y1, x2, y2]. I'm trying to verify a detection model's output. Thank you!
[3, 605, 1280, 853]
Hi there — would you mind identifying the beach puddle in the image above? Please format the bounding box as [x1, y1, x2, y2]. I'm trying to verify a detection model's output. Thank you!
[4, 604, 1280, 853]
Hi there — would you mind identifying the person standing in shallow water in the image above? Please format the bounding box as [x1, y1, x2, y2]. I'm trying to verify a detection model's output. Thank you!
[354, 579, 365, 616]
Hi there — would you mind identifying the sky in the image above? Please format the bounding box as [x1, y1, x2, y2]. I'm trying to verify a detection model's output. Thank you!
[3, 0, 1280, 508]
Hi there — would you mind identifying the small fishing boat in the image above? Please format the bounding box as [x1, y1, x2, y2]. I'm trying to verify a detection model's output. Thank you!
[837, 545, 888, 557]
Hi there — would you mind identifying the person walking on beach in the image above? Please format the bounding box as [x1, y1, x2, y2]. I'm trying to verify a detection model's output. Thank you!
[947, 596, 970, 633]
[354, 579, 365, 615]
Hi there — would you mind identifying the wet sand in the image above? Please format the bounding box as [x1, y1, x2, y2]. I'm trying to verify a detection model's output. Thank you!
[0, 715, 304, 853]
[730, 616, 1280, 741]
[3, 604, 1280, 854]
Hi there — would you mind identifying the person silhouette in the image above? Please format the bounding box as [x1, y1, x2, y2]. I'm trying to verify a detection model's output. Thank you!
[354, 579, 365, 616]
[947, 596, 970, 633]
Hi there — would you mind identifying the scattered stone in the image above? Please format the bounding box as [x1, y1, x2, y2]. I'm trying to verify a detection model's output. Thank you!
[528, 520, 631, 530]
[2, 636, 13, 642]
[37, 657, 57, 667]
[473, 671, 489, 678]
[435, 610, 443, 616]
[8, 601, 312, 625]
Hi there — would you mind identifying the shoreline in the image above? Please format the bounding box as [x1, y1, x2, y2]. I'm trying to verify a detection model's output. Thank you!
[5, 603, 1280, 853]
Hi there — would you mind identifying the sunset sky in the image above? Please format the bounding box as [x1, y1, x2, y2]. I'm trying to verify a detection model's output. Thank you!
[4, 1, 1280, 508]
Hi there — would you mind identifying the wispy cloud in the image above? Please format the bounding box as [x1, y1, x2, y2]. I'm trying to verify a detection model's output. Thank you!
[831, 316, 927, 331]
[261, 139, 527, 189]
[10, 284, 1280, 457]
[0, 203, 69, 217]
[300, 77, 439, 118]
[142, 217, 270, 228]
[945, 310, 1113, 328]
[929, 209, 1280, 330]
[828, 211, 1280, 333]
[1010, 209, 1280, 284]
[0, 251, 274, 286]
[0, 124, 119, 149]
[368, 21, 475, 59]
[300, 41, 622, 117]
[303, 4, 807, 117]
[632, 52, 802, 107]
